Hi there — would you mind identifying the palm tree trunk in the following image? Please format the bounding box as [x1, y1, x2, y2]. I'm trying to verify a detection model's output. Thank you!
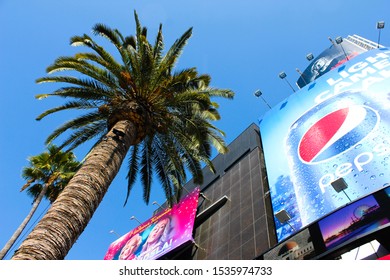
[11, 120, 138, 260]
[0, 182, 50, 259]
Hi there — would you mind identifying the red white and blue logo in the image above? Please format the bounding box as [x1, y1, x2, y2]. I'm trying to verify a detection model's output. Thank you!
[298, 105, 379, 163]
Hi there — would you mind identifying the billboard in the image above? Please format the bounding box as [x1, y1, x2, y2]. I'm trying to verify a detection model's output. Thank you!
[258, 187, 390, 259]
[318, 194, 390, 250]
[263, 228, 316, 260]
[296, 39, 366, 88]
[104, 188, 200, 260]
[259, 48, 390, 242]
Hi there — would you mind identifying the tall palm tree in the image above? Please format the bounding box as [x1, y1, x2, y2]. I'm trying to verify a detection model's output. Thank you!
[0, 145, 80, 259]
[12, 11, 233, 260]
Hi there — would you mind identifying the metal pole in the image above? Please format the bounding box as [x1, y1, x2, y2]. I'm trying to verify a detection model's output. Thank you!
[284, 78, 296, 93]
[343, 190, 352, 202]
[260, 96, 271, 109]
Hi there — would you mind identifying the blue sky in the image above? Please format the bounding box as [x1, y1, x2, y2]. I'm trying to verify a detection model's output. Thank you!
[1, 0, 389, 260]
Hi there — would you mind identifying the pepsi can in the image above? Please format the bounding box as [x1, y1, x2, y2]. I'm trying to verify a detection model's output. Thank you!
[286, 89, 390, 225]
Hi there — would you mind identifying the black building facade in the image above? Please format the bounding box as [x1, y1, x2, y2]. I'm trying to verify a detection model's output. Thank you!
[178, 123, 277, 260]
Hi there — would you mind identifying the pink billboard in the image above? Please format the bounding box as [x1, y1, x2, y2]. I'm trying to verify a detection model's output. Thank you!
[104, 188, 200, 260]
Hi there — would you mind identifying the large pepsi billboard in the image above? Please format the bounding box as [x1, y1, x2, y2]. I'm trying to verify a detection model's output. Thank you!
[259, 48, 390, 242]
[104, 188, 199, 260]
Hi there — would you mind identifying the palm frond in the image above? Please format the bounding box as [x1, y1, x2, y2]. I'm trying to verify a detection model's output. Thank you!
[37, 76, 110, 94]
[44, 112, 104, 145]
[124, 144, 140, 206]
[70, 34, 122, 74]
[160, 27, 193, 74]
[36, 100, 98, 121]
[153, 24, 164, 62]
[92, 23, 122, 49]
[46, 56, 119, 89]
[62, 121, 107, 151]
[140, 138, 153, 204]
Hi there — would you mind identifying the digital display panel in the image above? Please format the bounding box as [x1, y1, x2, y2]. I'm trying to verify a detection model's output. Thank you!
[263, 228, 316, 260]
[318, 195, 390, 249]
[104, 188, 200, 260]
[259, 48, 390, 241]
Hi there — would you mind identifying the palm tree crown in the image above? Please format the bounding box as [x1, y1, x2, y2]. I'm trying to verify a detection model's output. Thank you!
[21, 144, 81, 202]
[0, 145, 79, 259]
[36, 11, 234, 205]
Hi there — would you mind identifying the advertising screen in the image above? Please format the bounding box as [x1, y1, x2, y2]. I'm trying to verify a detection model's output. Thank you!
[297, 39, 366, 88]
[318, 195, 390, 249]
[263, 228, 316, 260]
[259, 48, 390, 241]
[104, 188, 200, 260]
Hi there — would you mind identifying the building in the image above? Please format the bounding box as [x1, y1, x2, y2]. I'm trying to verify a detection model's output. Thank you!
[184, 34, 390, 260]
[104, 35, 390, 260]
[182, 123, 276, 260]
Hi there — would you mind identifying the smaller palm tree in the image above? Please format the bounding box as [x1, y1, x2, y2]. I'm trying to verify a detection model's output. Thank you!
[0, 145, 80, 259]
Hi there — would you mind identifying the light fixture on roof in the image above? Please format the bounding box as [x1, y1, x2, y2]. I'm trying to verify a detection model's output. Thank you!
[152, 201, 164, 210]
[335, 36, 349, 61]
[377, 21, 385, 29]
[278, 71, 296, 93]
[130, 215, 142, 225]
[254, 89, 271, 109]
[306, 53, 314, 61]
[109, 230, 120, 238]
[377, 21, 385, 48]
[335, 36, 343, 44]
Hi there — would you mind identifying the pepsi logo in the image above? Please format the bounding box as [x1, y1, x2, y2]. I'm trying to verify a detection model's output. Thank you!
[298, 105, 379, 163]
